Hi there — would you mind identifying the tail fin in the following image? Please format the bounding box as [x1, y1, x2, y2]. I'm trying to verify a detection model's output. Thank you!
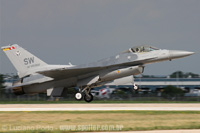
[1, 44, 48, 77]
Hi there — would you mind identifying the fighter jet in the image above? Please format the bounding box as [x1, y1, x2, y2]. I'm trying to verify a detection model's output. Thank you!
[1, 44, 194, 102]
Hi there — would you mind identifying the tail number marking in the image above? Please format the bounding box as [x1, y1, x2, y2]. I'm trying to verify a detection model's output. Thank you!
[24, 57, 34, 65]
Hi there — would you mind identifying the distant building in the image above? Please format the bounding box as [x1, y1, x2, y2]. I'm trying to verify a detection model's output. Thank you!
[135, 78, 200, 96]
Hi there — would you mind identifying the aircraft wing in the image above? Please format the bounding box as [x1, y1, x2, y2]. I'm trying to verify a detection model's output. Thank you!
[8, 82, 39, 89]
[38, 67, 102, 80]
[7, 79, 53, 89]
[37, 57, 156, 80]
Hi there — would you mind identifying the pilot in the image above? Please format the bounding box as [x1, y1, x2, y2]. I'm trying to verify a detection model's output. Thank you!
[136, 48, 140, 52]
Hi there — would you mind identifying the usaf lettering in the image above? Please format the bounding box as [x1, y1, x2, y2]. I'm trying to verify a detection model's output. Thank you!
[24, 57, 34, 65]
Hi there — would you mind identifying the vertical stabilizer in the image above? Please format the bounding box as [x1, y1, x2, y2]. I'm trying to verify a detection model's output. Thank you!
[1, 44, 48, 77]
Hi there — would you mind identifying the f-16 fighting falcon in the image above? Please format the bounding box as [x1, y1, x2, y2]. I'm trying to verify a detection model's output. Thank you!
[1, 44, 194, 102]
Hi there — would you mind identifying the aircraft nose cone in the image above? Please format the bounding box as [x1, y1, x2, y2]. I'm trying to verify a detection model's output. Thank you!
[169, 50, 195, 59]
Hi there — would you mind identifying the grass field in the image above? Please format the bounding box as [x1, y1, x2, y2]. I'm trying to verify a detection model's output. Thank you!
[0, 111, 200, 132]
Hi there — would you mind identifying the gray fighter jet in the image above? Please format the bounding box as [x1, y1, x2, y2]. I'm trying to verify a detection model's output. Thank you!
[1, 44, 194, 102]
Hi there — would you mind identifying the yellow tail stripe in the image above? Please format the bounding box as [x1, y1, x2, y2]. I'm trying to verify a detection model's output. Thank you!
[2, 48, 11, 51]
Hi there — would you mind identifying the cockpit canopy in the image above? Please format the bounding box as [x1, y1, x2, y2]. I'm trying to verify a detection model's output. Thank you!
[123, 45, 160, 53]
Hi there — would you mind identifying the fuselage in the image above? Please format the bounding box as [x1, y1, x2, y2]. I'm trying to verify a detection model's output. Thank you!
[20, 47, 194, 94]
[2, 44, 194, 102]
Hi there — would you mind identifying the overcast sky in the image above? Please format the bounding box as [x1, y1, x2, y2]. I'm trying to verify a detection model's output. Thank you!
[0, 0, 200, 76]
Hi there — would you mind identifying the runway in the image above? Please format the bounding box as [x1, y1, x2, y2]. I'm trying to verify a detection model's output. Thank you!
[1, 103, 200, 111]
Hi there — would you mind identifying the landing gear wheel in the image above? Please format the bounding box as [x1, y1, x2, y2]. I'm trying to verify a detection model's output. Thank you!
[134, 84, 138, 90]
[84, 93, 93, 103]
[75, 92, 83, 101]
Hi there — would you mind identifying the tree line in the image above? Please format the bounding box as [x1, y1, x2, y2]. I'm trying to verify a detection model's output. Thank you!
[0, 74, 5, 96]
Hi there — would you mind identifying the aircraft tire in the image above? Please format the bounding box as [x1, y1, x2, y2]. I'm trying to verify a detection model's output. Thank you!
[75, 92, 83, 101]
[134, 84, 138, 90]
[84, 93, 93, 103]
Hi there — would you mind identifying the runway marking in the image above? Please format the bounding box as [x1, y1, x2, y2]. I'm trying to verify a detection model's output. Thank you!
[1, 104, 200, 111]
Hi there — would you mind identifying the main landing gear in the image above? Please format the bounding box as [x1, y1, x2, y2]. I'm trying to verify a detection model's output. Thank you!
[75, 83, 138, 102]
[84, 93, 93, 102]
[75, 86, 94, 103]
